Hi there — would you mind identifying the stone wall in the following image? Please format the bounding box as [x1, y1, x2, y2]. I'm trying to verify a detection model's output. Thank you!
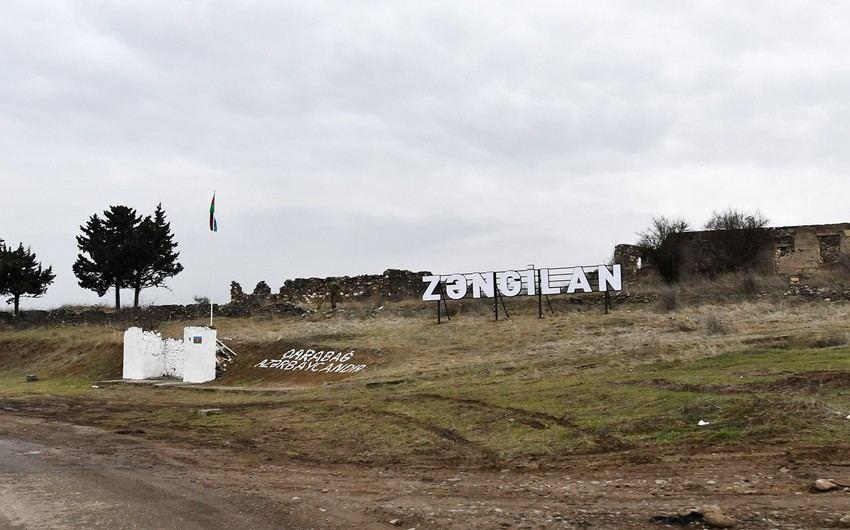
[230, 268, 431, 306]
[0, 301, 306, 329]
[772, 224, 850, 275]
[163, 338, 184, 378]
[0, 304, 218, 328]
[659, 229, 776, 279]
[614, 244, 653, 279]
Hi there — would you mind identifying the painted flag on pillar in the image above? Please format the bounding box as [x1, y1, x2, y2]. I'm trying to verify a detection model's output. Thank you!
[209, 192, 218, 232]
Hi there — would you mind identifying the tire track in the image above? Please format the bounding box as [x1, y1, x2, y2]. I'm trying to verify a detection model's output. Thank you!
[406, 393, 632, 451]
[345, 405, 500, 464]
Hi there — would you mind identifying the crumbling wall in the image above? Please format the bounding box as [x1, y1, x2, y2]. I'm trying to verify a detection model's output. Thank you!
[279, 269, 431, 303]
[230, 269, 432, 306]
[230, 281, 249, 305]
[614, 244, 653, 279]
[773, 224, 850, 275]
[624, 222, 850, 281]
[664, 229, 775, 279]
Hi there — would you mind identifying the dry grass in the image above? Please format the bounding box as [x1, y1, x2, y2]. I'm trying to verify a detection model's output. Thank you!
[2, 298, 850, 466]
[799, 265, 850, 288]
[656, 286, 680, 312]
[26, 298, 849, 382]
[699, 307, 730, 335]
[6, 298, 850, 385]
[808, 329, 848, 348]
[676, 272, 789, 297]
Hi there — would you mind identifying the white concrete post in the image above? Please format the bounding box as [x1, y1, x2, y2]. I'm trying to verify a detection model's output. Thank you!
[182, 326, 217, 383]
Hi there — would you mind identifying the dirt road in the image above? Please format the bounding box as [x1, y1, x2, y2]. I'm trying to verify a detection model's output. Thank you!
[0, 421, 309, 529]
[1, 411, 849, 529]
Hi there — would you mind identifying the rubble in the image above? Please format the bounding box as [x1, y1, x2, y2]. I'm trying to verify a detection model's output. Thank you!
[652, 505, 735, 528]
[700, 505, 736, 528]
[813, 478, 839, 492]
[253, 281, 272, 297]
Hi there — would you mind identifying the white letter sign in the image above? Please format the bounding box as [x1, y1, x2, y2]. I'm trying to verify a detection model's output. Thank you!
[445, 274, 468, 300]
[421, 275, 441, 301]
[422, 264, 623, 302]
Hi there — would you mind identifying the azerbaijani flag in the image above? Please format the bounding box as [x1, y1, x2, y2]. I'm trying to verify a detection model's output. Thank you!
[209, 192, 218, 232]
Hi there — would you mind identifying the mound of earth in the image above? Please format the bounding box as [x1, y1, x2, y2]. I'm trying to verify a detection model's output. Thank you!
[219, 340, 384, 385]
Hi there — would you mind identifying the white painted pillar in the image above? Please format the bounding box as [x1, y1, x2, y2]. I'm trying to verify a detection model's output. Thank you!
[182, 327, 217, 383]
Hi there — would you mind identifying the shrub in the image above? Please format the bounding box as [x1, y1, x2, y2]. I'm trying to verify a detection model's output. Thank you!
[741, 273, 758, 295]
[657, 286, 679, 312]
[700, 309, 729, 335]
[704, 208, 769, 230]
[808, 330, 847, 348]
[668, 317, 697, 332]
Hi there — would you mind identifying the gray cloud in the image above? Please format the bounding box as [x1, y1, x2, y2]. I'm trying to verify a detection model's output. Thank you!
[2, 1, 850, 309]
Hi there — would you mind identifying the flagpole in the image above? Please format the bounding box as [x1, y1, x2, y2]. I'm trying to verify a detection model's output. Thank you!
[209, 190, 216, 328]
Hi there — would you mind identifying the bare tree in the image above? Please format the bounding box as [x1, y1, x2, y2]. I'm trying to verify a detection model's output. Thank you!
[636, 216, 690, 250]
[704, 208, 769, 231]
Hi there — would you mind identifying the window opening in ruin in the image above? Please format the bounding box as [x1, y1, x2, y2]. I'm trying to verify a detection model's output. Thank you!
[775, 235, 794, 257]
[636, 257, 642, 269]
[818, 234, 841, 264]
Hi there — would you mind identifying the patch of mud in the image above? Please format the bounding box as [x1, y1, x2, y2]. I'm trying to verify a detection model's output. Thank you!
[628, 371, 850, 395]
[628, 378, 734, 394]
[753, 371, 850, 392]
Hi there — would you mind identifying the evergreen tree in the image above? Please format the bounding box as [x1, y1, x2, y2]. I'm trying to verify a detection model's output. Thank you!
[0, 243, 55, 316]
[73, 205, 141, 310]
[129, 204, 184, 308]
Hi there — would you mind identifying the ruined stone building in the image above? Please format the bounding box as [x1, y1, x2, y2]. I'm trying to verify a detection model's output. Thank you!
[616, 223, 850, 281]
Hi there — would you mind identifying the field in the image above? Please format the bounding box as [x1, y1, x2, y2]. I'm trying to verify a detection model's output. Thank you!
[1, 296, 849, 528]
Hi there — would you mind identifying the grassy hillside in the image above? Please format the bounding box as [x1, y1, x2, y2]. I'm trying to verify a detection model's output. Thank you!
[1, 299, 849, 467]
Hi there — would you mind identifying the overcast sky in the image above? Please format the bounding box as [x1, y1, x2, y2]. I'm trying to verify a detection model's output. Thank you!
[3, 1, 850, 309]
